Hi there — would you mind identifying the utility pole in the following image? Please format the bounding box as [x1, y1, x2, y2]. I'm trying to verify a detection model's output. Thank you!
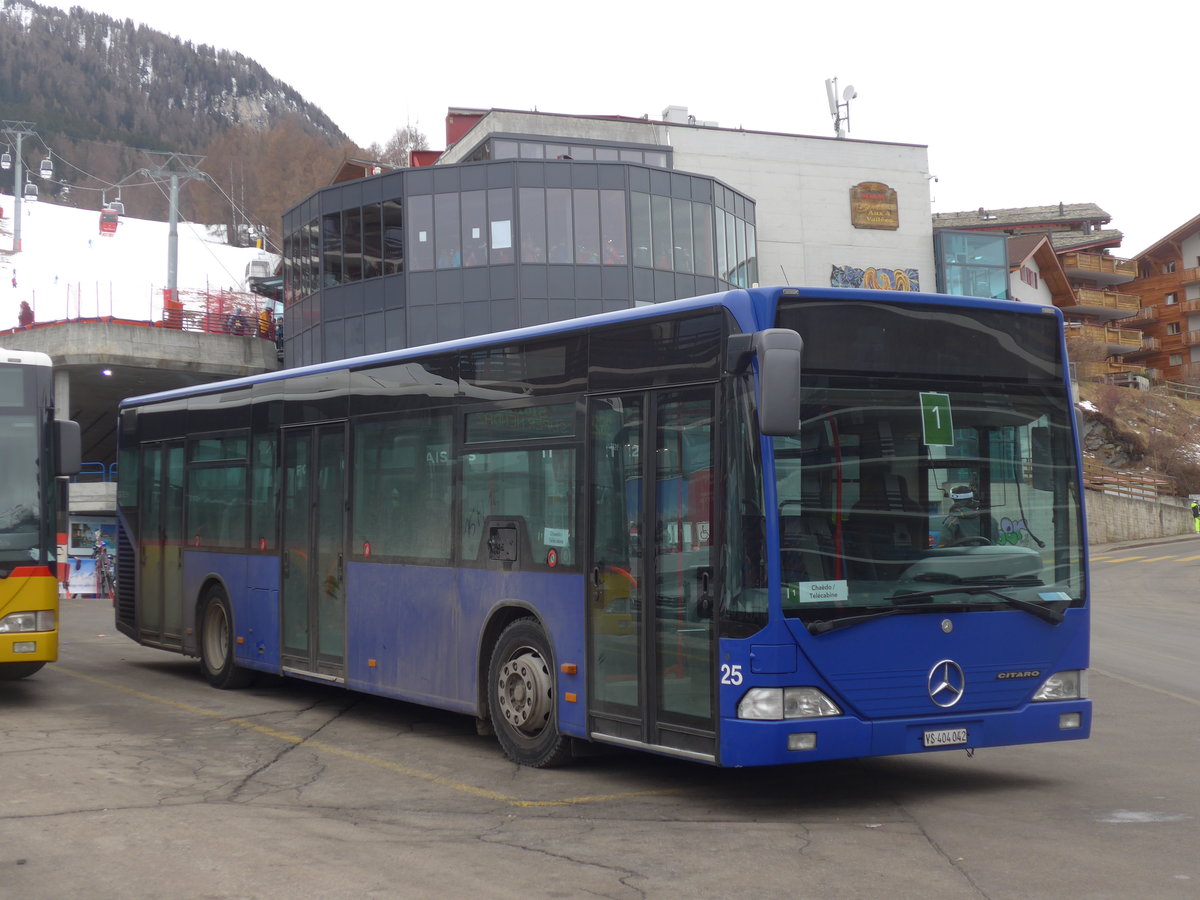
[2, 120, 36, 252]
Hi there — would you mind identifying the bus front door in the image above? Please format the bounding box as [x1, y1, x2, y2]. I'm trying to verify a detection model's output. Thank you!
[280, 424, 347, 680]
[587, 389, 717, 762]
[137, 440, 185, 649]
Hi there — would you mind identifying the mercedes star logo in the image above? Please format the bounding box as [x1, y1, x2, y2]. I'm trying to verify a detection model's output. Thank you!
[928, 659, 966, 708]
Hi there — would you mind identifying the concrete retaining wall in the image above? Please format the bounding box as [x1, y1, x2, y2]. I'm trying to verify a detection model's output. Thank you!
[1085, 489, 1193, 544]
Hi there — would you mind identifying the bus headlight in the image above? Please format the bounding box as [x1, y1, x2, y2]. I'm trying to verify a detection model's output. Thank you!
[738, 687, 842, 720]
[0, 611, 56, 633]
[1032, 670, 1087, 701]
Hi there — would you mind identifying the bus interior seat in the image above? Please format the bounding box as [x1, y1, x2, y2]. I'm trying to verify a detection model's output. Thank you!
[780, 426, 836, 583]
[846, 471, 927, 580]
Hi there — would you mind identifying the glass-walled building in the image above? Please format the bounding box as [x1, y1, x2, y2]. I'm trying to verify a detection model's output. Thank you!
[282, 156, 756, 366]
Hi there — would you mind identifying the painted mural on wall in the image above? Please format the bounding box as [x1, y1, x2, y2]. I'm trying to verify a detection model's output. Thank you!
[831, 265, 921, 291]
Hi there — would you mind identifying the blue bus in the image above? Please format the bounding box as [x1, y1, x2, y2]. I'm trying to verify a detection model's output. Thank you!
[114, 286, 1090, 766]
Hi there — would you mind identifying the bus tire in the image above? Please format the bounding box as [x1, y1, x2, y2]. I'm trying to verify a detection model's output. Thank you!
[488, 618, 572, 767]
[0, 661, 45, 680]
[199, 585, 255, 689]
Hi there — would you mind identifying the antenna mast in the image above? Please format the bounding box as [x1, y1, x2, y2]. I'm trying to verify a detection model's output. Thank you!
[824, 78, 857, 139]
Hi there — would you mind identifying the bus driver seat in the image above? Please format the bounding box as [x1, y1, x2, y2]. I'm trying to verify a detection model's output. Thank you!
[845, 470, 927, 581]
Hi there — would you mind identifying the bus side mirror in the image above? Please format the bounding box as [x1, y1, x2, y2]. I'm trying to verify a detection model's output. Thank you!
[55, 419, 81, 477]
[754, 329, 803, 436]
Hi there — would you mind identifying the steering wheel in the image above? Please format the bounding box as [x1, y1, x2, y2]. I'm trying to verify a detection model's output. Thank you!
[946, 535, 992, 547]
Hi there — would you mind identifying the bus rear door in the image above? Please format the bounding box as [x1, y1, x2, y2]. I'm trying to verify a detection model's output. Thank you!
[280, 424, 347, 680]
[137, 440, 185, 648]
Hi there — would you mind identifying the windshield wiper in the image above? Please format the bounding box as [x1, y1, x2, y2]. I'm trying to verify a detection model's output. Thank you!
[808, 602, 950, 635]
[890, 583, 1064, 625]
[807, 582, 1066, 635]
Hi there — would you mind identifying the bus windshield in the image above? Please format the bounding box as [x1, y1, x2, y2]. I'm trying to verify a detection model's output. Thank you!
[0, 363, 43, 562]
[774, 378, 1084, 627]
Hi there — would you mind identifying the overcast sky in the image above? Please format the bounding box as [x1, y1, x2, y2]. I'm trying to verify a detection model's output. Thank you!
[40, 0, 1196, 255]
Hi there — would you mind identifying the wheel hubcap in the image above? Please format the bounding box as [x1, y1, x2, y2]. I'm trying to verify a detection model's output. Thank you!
[497, 650, 552, 734]
[204, 604, 228, 667]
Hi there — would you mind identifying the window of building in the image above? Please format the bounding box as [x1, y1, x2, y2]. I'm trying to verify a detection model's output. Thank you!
[434, 193, 461, 268]
[342, 207, 363, 282]
[1169, 353, 1183, 366]
[322, 213, 343, 286]
[519, 188, 546, 263]
[546, 188, 573, 264]
[382, 199, 403, 276]
[408, 195, 434, 271]
[934, 231, 1010, 301]
[1165, 292, 1177, 305]
[461, 191, 487, 267]
[651, 195, 673, 270]
[1168, 322, 1182, 335]
[573, 189, 600, 264]
[362, 203, 382, 279]
[600, 190, 627, 265]
[488, 188, 513, 264]
[692, 204, 713, 277]
[631, 192, 651, 267]
[1165, 261, 1177, 274]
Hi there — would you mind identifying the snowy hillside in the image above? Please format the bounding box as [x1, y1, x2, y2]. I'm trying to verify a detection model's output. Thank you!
[0, 191, 278, 328]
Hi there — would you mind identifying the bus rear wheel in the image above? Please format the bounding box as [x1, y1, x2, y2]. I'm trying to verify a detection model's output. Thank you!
[199, 586, 255, 689]
[488, 618, 572, 767]
[0, 661, 45, 680]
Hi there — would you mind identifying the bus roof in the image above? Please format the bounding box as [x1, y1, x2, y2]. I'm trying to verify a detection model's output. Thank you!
[0, 347, 53, 367]
[118, 286, 1063, 409]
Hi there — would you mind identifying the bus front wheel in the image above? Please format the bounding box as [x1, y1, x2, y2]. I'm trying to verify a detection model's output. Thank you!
[0, 661, 45, 680]
[488, 618, 572, 767]
[199, 586, 255, 689]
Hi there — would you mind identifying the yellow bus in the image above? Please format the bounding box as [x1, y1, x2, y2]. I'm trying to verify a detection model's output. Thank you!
[0, 348, 80, 680]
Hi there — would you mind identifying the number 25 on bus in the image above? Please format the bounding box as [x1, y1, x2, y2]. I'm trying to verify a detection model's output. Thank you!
[114, 286, 1090, 767]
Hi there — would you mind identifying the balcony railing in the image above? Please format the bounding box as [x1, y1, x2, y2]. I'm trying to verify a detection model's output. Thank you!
[1071, 287, 1141, 315]
[1061, 251, 1137, 285]
[1120, 335, 1161, 356]
[1064, 323, 1144, 348]
[1073, 360, 1148, 380]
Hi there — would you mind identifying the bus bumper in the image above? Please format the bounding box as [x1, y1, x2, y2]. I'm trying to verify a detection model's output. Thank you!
[717, 700, 1092, 767]
[0, 631, 58, 663]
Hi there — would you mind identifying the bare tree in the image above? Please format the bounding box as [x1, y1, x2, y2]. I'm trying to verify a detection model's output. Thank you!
[365, 124, 429, 168]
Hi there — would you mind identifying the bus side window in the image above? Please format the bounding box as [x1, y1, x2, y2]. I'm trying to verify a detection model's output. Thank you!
[352, 412, 452, 560]
[461, 448, 576, 567]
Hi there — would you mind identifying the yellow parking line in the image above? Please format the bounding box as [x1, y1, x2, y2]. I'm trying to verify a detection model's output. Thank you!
[1177, 555, 1200, 562]
[1139, 556, 1178, 563]
[1099, 556, 1148, 563]
[54, 666, 684, 808]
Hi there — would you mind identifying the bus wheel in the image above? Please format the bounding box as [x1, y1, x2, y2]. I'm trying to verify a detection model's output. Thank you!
[0, 661, 45, 680]
[199, 586, 255, 689]
[488, 618, 572, 767]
